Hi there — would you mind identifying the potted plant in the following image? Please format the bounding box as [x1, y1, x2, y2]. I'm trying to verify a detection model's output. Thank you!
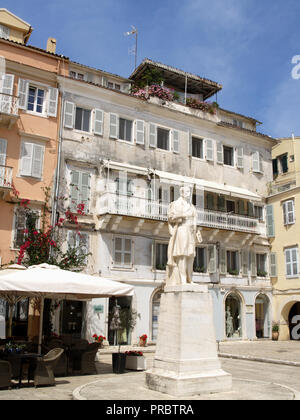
[139, 334, 148, 347]
[272, 323, 279, 341]
[125, 351, 146, 371]
[92, 334, 106, 348]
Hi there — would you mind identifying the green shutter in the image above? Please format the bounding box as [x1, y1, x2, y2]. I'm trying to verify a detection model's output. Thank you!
[266, 204, 275, 237]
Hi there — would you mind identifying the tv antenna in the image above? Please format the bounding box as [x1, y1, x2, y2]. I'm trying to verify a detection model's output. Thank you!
[124, 26, 138, 70]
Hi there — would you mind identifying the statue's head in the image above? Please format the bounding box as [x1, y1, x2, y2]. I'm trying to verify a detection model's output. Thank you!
[180, 185, 191, 200]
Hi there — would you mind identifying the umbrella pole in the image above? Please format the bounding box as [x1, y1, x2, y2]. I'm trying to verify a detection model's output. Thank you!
[8, 303, 13, 338]
[38, 297, 44, 354]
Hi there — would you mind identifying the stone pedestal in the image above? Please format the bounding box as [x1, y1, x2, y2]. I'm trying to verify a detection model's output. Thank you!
[146, 284, 232, 397]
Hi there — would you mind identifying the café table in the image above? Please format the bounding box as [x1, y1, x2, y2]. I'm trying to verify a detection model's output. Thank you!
[0, 352, 41, 388]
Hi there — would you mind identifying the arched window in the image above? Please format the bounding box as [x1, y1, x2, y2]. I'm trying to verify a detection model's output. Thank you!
[225, 293, 242, 339]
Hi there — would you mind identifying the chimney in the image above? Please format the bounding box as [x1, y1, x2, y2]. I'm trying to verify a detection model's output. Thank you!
[46, 38, 57, 54]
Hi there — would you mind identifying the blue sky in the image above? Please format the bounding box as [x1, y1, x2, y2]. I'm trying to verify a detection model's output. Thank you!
[4, 0, 300, 138]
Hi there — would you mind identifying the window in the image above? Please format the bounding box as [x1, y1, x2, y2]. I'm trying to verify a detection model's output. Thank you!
[115, 84, 121, 91]
[157, 127, 170, 150]
[254, 205, 264, 221]
[119, 118, 133, 142]
[156, 243, 168, 270]
[14, 208, 39, 249]
[285, 247, 299, 278]
[252, 151, 263, 173]
[27, 86, 45, 114]
[68, 231, 89, 264]
[20, 142, 45, 179]
[0, 24, 10, 40]
[283, 200, 295, 225]
[226, 200, 235, 213]
[194, 247, 207, 273]
[233, 119, 244, 128]
[223, 146, 234, 166]
[227, 251, 239, 275]
[114, 237, 133, 267]
[75, 107, 91, 132]
[256, 254, 267, 277]
[69, 71, 84, 80]
[192, 137, 203, 159]
[70, 170, 91, 213]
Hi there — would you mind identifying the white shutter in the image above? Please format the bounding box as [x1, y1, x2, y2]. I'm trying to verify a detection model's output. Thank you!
[0, 25, 10, 39]
[80, 172, 91, 213]
[31, 144, 44, 178]
[219, 248, 227, 275]
[109, 113, 119, 139]
[205, 139, 214, 161]
[188, 131, 193, 156]
[102, 77, 108, 87]
[283, 201, 288, 225]
[149, 123, 157, 148]
[18, 79, 29, 110]
[217, 142, 223, 164]
[64, 101, 75, 128]
[79, 232, 89, 261]
[237, 147, 244, 169]
[1, 74, 14, 113]
[70, 170, 80, 211]
[172, 130, 179, 153]
[20, 142, 33, 176]
[68, 230, 76, 248]
[208, 245, 216, 273]
[47, 87, 58, 117]
[252, 151, 260, 173]
[270, 253, 277, 277]
[0, 138, 7, 166]
[135, 120, 145, 145]
[94, 109, 104, 136]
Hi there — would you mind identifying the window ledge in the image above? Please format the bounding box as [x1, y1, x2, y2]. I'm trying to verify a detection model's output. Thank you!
[25, 111, 48, 119]
[110, 266, 135, 272]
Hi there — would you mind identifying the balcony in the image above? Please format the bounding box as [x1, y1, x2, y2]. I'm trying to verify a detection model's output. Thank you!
[0, 93, 19, 128]
[98, 193, 260, 234]
[0, 165, 13, 198]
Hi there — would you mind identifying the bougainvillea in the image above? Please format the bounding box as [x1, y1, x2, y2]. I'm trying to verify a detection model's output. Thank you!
[186, 98, 219, 115]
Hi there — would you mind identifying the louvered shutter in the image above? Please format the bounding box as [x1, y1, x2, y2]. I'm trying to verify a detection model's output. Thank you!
[79, 172, 90, 213]
[109, 113, 119, 139]
[20, 142, 33, 176]
[0, 138, 7, 166]
[64, 101, 75, 128]
[252, 151, 260, 173]
[172, 130, 179, 153]
[14, 209, 27, 248]
[149, 123, 157, 148]
[251, 252, 257, 277]
[31, 144, 44, 178]
[248, 202, 254, 217]
[0, 25, 10, 40]
[79, 232, 89, 262]
[217, 195, 226, 211]
[208, 245, 216, 273]
[219, 248, 227, 275]
[18, 79, 29, 110]
[135, 120, 145, 145]
[1, 74, 14, 113]
[217, 142, 223, 164]
[70, 170, 80, 211]
[237, 147, 244, 169]
[47, 87, 58, 117]
[188, 131, 193, 156]
[68, 230, 76, 248]
[206, 139, 214, 161]
[94, 109, 104, 136]
[266, 204, 275, 237]
[270, 253, 277, 277]
[237, 200, 245, 215]
[242, 250, 248, 276]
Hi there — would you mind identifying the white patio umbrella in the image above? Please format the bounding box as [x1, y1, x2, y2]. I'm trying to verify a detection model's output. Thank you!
[0, 264, 134, 352]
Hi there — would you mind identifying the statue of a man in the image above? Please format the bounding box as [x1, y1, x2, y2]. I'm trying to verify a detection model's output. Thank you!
[167, 185, 202, 285]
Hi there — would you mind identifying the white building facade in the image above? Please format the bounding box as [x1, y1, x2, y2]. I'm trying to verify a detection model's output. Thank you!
[55, 60, 276, 343]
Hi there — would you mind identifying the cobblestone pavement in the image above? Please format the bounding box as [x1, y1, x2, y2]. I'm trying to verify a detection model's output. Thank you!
[1, 341, 300, 400]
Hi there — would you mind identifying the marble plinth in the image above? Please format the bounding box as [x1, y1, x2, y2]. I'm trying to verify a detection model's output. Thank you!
[145, 284, 232, 397]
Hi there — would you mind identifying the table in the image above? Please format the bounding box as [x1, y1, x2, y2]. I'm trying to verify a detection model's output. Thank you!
[0, 352, 41, 388]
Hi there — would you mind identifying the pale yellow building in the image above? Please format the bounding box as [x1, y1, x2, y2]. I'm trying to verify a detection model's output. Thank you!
[0, 8, 32, 44]
[268, 136, 300, 340]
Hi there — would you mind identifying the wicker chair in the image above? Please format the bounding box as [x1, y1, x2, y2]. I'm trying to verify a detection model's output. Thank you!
[80, 343, 100, 375]
[0, 361, 12, 389]
[29, 348, 64, 387]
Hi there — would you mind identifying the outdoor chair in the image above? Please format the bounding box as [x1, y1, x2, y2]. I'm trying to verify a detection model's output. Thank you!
[0, 361, 12, 389]
[80, 343, 100, 375]
[29, 348, 64, 387]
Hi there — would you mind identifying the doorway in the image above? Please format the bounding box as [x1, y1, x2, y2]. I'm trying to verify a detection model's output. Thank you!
[255, 294, 270, 338]
[289, 302, 300, 340]
[225, 293, 242, 339]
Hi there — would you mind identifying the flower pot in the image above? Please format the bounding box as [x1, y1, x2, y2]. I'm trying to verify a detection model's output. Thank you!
[139, 339, 147, 347]
[112, 353, 127, 374]
[272, 332, 279, 341]
[125, 355, 146, 371]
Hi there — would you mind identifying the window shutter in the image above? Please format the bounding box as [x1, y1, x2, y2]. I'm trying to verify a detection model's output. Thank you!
[252, 151, 260, 173]
[94, 109, 104, 136]
[172, 130, 179, 153]
[79, 232, 89, 260]
[70, 170, 80, 211]
[270, 253, 277, 277]
[31, 144, 44, 178]
[251, 252, 257, 277]
[102, 77, 108, 87]
[283, 200, 295, 225]
[149, 123, 157, 148]
[20, 142, 33, 176]
[109, 113, 119, 139]
[135, 120, 145, 145]
[1, 74, 14, 112]
[196, 188, 204, 209]
[237, 147, 244, 169]
[242, 250, 248, 276]
[68, 230, 76, 248]
[248, 202, 254, 217]
[0, 25, 10, 40]
[219, 248, 227, 275]
[207, 193, 214, 210]
[208, 245, 216, 273]
[152, 240, 156, 269]
[237, 200, 245, 215]
[217, 195, 226, 211]
[188, 131, 193, 156]
[266, 204, 275, 237]
[18, 79, 29, 110]
[205, 139, 214, 161]
[64, 101, 75, 128]
[0, 138, 7, 166]
[283, 202, 288, 225]
[217, 142, 223, 164]
[272, 159, 278, 176]
[79, 172, 91, 213]
[47, 87, 58, 117]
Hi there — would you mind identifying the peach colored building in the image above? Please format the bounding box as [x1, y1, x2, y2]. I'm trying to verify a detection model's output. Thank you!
[0, 10, 68, 271]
